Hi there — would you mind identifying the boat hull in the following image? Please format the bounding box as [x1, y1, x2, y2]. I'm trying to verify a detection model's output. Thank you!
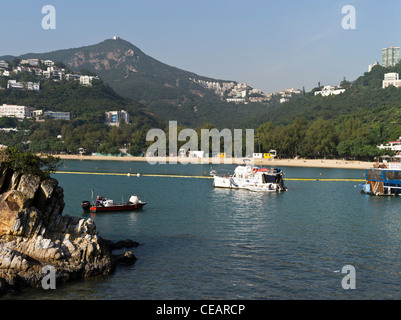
[89, 202, 146, 213]
[213, 176, 286, 192]
[246, 186, 279, 192]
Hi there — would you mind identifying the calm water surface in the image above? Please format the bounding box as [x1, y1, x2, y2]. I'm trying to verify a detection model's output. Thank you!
[4, 160, 401, 300]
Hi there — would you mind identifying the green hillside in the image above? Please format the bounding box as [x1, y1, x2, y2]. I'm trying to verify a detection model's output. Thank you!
[4, 38, 271, 128]
[252, 64, 401, 126]
[252, 63, 401, 160]
[0, 76, 160, 155]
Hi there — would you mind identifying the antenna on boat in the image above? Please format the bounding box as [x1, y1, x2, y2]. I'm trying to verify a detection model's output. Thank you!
[91, 189, 94, 205]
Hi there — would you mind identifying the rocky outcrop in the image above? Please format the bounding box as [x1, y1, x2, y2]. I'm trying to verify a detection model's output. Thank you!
[0, 164, 137, 296]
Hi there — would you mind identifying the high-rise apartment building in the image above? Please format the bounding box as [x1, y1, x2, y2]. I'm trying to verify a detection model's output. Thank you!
[382, 46, 400, 68]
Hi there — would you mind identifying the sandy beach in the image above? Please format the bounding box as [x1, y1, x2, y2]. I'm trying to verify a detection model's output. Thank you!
[54, 154, 373, 170]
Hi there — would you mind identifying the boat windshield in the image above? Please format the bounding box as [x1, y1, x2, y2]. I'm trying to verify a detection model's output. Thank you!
[262, 174, 276, 183]
[384, 171, 401, 181]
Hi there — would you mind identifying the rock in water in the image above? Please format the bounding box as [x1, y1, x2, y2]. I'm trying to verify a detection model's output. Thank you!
[113, 251, 137, 264]
[0, 166, 132, 296]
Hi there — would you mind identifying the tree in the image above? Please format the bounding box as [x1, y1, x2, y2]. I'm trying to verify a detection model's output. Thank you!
[54, 61, 70, 73]
[338, 116, 368, 141]
[255, 122, 274, 152]
[336, 140, 353, 158]
[97, 142, 120, 155]
[1, 146, 61, 180]
[0, 117, 19, 128]
[108, 126, 125, 147]
[283, 117, 309, 156]
[255, 120, 309, 157]
[127, 144, 142, 156]
[79, 68, 97, 76]
[30, 129, 53, 142]
[11, 58, 21, 68]
[302, 118, 338, 158]
[0, 77, 8, 89]
[66, 142, 80, 154]
[340, 78, 352, 89]
[17, 71, 38, 83]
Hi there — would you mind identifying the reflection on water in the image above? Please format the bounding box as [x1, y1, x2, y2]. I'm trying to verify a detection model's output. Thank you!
[4, 161, 401, 300]
[212, 187, 281, 207]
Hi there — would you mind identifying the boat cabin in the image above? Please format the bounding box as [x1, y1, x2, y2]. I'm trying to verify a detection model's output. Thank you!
[233, 165, 283, 184]
[363, 168, 401, 196]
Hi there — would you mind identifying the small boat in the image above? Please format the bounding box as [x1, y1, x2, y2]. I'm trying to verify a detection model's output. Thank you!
[81, 191, 146, 213]
[211, 160, 287, 192]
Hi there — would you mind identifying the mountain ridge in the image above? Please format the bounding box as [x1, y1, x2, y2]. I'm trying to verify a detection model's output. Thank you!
[1, 38, 271, 128]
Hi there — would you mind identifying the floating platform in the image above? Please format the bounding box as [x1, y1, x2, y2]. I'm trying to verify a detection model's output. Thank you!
[362, 167, 401, 196]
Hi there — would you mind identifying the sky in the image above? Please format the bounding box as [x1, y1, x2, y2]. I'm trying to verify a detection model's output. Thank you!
[1, 0, 401, 93]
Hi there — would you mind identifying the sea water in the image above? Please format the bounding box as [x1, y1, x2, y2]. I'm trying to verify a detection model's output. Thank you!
[4, 160, 401, 300]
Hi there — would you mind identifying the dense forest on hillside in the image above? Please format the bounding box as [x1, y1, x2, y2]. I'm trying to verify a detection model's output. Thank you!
[251, 63, 401, 126]
[0, 74, 161, 155]
[251, 63, 401, 160]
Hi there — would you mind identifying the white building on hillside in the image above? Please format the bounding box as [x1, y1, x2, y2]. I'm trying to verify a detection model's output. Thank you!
[368, 61, 379, 72]
[0, 104, 31, 120]
[7, 80, 40, 91]
[42, 60, 54, 67]
[20, 59, 40, 66]
[382, 73, 401, 88]
[314, 85, 345, 97]
[0, 60, 9, 69]
[65, 74, 81, 81]
[226, 98, 246, 103]
[80, 75, 98, 86]
[105, 110, 130, 126]
[7, 80, 23, 90]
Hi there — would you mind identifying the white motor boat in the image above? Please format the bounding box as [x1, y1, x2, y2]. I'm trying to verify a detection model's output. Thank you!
[211, 161, 287, 192]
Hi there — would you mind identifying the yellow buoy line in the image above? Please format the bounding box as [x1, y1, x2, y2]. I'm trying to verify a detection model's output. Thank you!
[55, 171, 364, 182]
[286, 178, 364, 182]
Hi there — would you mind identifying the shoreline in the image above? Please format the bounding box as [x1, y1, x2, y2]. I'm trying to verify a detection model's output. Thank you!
[53, 155, 374, 170]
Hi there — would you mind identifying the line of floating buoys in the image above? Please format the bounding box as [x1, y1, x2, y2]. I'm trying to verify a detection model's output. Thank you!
[286, 178, 364, 182]
[55, 171, 364, 181]
[56, 171, 211, 179]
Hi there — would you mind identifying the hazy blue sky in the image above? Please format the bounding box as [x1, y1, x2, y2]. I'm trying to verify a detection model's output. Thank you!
[1, 0, 401, 92]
